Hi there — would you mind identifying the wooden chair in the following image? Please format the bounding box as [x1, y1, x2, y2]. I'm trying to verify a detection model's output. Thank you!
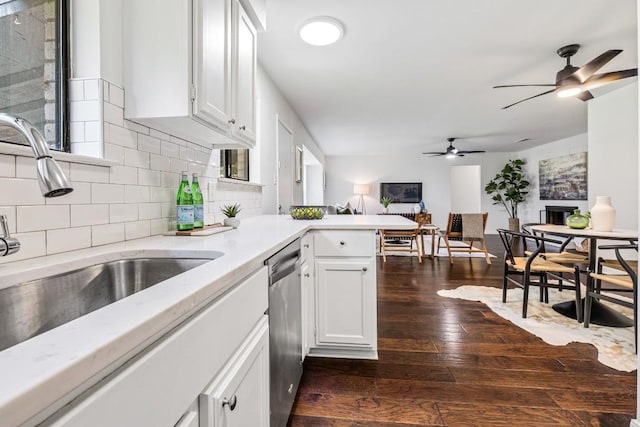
[586, 243, 637, 350]
[380, 228, 422, 263]
[497, 229, 583, 321]
[437, 213, 491, 264]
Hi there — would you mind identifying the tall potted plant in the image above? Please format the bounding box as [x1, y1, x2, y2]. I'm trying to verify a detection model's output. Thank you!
[485, 159, 529, 231]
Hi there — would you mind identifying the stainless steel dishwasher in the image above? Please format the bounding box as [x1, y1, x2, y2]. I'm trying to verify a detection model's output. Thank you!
[266, 238, 302, 427]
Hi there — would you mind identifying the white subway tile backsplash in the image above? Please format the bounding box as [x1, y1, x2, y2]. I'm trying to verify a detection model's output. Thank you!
[125, 220, 150, 240]
[71, 204, 109, 226]
[83, 79, 100, 100]
[150, 153, 171, 172]
[110, 165, 138, 185]
[103, 143, 125, 164]
[70, 121, 85, 143]
[0, 154, 15, 177]
[45, 182, 91, 205]
[161, 141, 180, 159]
[103, 102, 124, 126]
[15, 157, 37, 179]
[125, 185, 150, 203]
[0, 178, 45, 206]
[109, 84, 125, 108]
[138, 202, 162, 220]
[17, 205, 70, 232]
[138, 169, 161, 186]
[110, 203, 138, 223]
[71, 100, 101, 121]
[70, 163, 110, 183]
[0, 78, 261, 262]
[137, 134, 161, 154]
[0, 206, 16, 233]
[69, 80, 84, 101]
[92, 223, 124, 246]
[85, 121, 102, 142]
[0, 231, 46, 264]
[91, 183, 124, 204]
[108, 124, 138, 149]
[124, 147, 150, 168]
[47, 226, 91, 254]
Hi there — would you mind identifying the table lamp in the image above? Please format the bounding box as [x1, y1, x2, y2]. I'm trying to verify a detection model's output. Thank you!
[353, 184, 369, 214]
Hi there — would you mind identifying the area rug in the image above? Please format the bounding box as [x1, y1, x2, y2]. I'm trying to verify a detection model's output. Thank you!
[437, 285, 636, 371]
[378, 236, 496, 259]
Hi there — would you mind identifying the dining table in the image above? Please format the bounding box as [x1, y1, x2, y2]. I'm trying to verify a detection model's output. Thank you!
[530, 224, 638, 327]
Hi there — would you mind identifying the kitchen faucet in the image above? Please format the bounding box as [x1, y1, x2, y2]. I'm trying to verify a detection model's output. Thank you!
[0, 114, 74, 256]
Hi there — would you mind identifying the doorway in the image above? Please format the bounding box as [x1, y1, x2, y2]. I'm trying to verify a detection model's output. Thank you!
[277, 117, 294, 214]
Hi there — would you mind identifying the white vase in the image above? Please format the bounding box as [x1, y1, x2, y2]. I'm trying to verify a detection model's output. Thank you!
[590, 196, 616, 232]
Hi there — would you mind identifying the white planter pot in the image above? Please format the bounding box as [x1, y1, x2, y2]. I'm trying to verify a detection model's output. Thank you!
[590, 196, 616, 232]
[224, 217, 240, 229]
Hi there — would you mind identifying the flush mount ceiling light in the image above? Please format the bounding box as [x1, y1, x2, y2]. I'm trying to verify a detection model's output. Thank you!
[299, 17, 344, 46]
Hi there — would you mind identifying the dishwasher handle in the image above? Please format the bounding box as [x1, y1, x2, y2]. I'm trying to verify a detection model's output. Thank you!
[269, 249, 301, 285]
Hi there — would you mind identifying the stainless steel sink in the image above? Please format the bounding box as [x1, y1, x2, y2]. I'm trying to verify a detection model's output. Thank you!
[0, 256, 217, 351]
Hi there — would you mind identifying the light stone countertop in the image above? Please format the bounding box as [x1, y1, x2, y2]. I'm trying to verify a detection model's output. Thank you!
[0, 214, 415, 427]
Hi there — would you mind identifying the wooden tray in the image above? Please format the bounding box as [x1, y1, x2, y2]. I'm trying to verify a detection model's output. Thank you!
[163, 223, 233, 236]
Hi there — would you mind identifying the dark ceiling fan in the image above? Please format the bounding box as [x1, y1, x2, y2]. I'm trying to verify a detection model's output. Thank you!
[422, 138, 486, 158]
[494, 44, 638, 109]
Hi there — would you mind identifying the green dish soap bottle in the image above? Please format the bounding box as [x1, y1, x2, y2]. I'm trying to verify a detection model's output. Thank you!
[192, 173, 204, 228]
[176, 171, 194, 231]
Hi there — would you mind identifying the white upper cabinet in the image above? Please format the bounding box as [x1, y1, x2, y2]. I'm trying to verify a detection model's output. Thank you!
[123, 0, 257, 148]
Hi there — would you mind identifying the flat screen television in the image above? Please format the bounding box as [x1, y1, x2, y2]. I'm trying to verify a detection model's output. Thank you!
[380, 182, 422, 203]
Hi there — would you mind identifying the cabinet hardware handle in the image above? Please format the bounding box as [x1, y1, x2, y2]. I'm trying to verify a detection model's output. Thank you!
[362, 267, 368, 272]
[239, 125, 246, 131]
[304, 273, 310, 277]
[222, 395, 237, 411]
[304, 244, 310, 248]
[339, 240, 345, 246]
[228, 118, 236, 124]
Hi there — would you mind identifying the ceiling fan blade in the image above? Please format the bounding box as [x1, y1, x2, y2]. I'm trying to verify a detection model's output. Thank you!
[576, 90, 594, 102]
[422, 152, 446, 156]
[572, 49, 622, 83]
[457, 150, 486, 154]
[582, 69, 638, 90]
[501, 89, 556, 109]
[493, 84, 556, 88]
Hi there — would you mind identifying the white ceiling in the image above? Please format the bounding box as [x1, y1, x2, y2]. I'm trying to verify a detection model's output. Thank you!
[257, 0, 638, 156]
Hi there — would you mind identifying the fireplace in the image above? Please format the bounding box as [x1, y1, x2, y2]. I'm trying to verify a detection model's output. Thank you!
[544, 205, 578, 225]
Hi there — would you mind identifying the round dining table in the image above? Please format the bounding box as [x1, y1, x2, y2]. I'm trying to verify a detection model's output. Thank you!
[530, 224, 637, 327]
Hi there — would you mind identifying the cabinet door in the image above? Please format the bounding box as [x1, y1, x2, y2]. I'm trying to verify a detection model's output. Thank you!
[200, 317, 269, 427]
[193, 0, 232, 129]
[231, 0, 257, 143]
[300, 261, 313, 360]
[315, 258, 376, 347]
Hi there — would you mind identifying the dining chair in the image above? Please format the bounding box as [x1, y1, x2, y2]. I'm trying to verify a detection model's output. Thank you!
[379, 228, 422, 263]
[586, 243, 637, 350]
[497, 229, 583, 321]
[437, 213, 491, 264]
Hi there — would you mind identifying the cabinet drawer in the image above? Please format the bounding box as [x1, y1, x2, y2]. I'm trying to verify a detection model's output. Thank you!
[313, 230, 374, 257]
[47, 267, 268, 427]
[301, 232, 313, 263]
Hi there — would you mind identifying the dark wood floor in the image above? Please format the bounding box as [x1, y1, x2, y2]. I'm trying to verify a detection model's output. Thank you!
[288, 236, 637, 426]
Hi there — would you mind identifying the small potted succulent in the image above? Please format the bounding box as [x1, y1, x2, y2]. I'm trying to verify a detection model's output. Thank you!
[221, 203, 241, 228]
[381, 196, 391, 214]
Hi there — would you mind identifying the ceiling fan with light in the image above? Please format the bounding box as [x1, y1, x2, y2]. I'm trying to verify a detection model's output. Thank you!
[422, 137, 486, 158]
[494, 44, 638, 109]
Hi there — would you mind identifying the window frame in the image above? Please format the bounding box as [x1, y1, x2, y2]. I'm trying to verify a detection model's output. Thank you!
[220, 148, 250, 182]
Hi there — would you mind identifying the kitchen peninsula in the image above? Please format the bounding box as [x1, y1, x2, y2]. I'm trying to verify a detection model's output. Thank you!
[0, 214, 414, 427]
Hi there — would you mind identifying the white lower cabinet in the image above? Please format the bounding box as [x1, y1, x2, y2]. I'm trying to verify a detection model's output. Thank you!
[307, 230, 379, 359]
[44, 267, 268, 427]
[199, 316, 269, 427]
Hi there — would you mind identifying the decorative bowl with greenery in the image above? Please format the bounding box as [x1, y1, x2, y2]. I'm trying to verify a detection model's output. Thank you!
[221, 203, 241, 228]
[484, 159, 529, 230]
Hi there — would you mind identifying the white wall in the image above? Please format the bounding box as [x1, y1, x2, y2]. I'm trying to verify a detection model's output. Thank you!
[256, 64, 325, 213]
[588, 82, 638, 230]
[517, 133, 589, 224]
[450, 165, 481, 212]
[305, 164, 324, 205]
[324, 152, 513, 232]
